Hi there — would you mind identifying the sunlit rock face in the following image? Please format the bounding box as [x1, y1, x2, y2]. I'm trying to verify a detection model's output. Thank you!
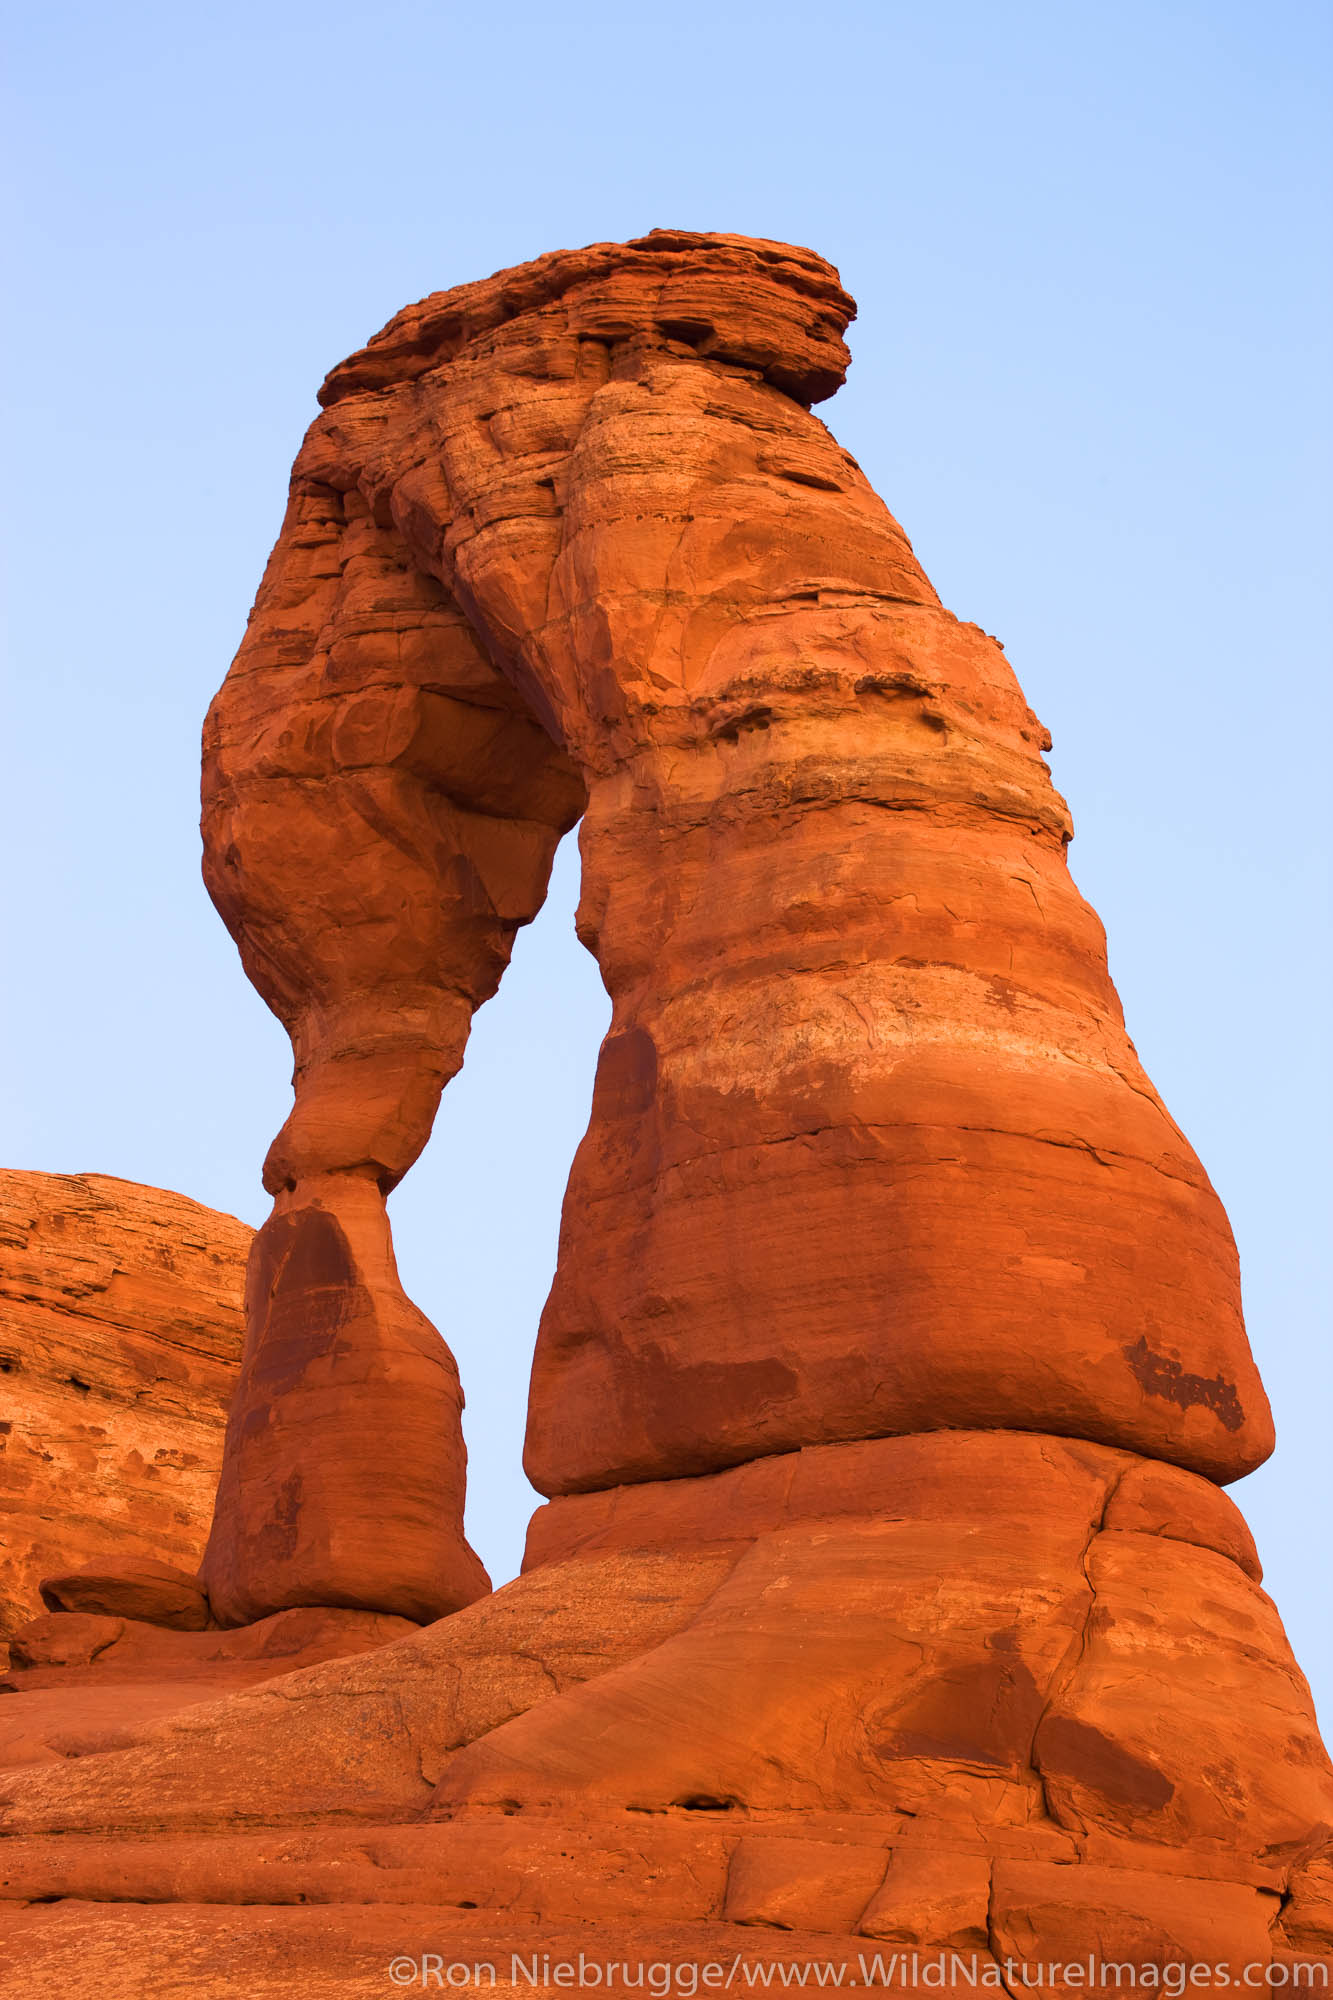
[203, 229, 1271, 1612]
[0, 1170, 248, 1644]
[4, 235, 1326, 1987]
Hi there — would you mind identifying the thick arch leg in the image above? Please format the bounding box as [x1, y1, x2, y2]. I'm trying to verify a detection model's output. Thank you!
[304, 235, 1274, 1494]
[199, 478, 583, 1625]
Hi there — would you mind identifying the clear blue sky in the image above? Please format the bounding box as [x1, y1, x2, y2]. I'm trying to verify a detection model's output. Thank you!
[3, 2, 1329, 1717]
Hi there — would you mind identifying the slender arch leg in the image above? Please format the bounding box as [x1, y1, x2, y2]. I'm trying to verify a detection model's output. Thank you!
[199, 476, 583, 1625]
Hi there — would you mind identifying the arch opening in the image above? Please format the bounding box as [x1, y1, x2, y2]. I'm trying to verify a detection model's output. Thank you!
[387, 826, 609, 1586]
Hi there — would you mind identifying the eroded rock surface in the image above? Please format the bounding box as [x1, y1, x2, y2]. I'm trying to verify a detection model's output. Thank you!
[0, 1172, 248, 1642]
[202, 231, 1271, 1611]
[1, 1437, 1329, 1973]
[4, 234, 1328, 1987]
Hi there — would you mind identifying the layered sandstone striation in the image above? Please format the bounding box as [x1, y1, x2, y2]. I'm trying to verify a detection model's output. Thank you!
[198, 445, 585, 1624]
[1, 1435, 1329, 1978]
[3, 234, 1328, 1987]
[213, 229, 1270, 1526]
[194, 231, 1275, 1635]
[0, 1171, 248, 1642]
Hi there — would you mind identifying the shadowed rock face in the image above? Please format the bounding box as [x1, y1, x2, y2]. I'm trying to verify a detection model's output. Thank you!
[2, 233, 1328, 1985]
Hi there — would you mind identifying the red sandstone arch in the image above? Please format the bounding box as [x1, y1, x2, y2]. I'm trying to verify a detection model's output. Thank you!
[4, 236, 1326, 1965]
[200, 230, 1272, 1628]
[199, 483, 582, 1623]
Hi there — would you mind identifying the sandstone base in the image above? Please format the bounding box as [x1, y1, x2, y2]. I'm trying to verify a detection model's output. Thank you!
[2, 1433, 1330, 1989]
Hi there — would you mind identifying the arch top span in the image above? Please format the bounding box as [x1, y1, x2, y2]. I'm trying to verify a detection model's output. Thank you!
[316, 229, 857, 412]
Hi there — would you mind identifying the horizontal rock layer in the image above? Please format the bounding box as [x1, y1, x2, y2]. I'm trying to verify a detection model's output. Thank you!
[0, 1433, 1328, 1972]
[203, 229, 1272, 1576]
[0, 1171, 248, 1642]
[15, 234, 1320, 1991]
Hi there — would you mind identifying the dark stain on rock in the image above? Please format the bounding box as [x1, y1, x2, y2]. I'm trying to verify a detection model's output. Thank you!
[257, 1469, 304, 1562]
[289, 1212, 358, 1296]
[593, 1028, 658, 1122]
[873, 1651, 1046, 1771]
[248, 1208, 367, 1399]
[1036, 1714, 1175, 1812]
[1123, 1336, 1244, 1433]
[628, 1344, 802, 1473]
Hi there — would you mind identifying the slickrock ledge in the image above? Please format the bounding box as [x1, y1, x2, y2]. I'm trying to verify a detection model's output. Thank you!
[0, 1433, 1329, 1979]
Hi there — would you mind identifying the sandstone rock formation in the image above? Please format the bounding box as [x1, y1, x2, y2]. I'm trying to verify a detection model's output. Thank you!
[198, 471, 584, 1623]
[0, 1171, 248, 1644]
[203, 230, 1272, 1613]
[1, 1438, 1329, 1982]
[185, 229, 1277, 1640]
[2, 234, 1328, 1989]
